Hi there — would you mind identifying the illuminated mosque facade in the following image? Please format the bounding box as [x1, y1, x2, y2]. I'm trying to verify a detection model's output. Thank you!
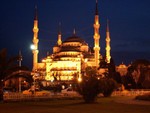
[31, 1, 111, 81]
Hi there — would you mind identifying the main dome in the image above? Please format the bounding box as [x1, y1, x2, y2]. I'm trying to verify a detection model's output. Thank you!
[64, 35, 87, 45]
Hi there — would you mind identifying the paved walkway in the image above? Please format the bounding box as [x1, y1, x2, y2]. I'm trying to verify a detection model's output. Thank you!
[114, 97, 150, 105]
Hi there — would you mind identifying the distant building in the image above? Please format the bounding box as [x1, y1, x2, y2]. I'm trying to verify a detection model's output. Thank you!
[116, 62, 128, 76]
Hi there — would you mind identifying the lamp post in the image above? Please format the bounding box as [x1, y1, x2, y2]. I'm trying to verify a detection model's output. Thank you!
[18, 50, 22, 93]
[34, 72, 36, 95]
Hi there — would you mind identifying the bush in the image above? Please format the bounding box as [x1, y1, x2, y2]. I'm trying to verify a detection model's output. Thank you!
[76, 76, 102, 103]
[100, 78, 118, 97]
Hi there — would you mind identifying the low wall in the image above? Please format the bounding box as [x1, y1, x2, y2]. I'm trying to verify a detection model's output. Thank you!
[3, 93, 81, 101]
[3, 90, 150, 101]
[112, 90, 150, 96]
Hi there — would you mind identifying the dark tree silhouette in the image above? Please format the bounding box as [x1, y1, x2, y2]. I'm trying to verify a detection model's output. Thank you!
[122, 73, 136, 89]
[127, 59, 150, 89]
[0, 48, 32, 101]
[100, 78, 118, 97]
[76, 67, 102, 103]
[107, 58, 122, 84]
[99, 53, 108, 69]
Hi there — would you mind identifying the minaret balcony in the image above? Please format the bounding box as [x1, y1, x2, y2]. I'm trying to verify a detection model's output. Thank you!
[93, 24, 100, 28]
[106, 46, 111, 49]
[94, 47, 100, 51]
[33, 39, 39, 43]
[33, 28, 39, 33]
[32, 50, 39, 54]
[93, 35, 100, 39]
[106, 38, 110, 41]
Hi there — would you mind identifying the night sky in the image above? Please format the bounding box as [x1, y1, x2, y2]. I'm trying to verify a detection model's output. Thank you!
[0, 0, 150, 69]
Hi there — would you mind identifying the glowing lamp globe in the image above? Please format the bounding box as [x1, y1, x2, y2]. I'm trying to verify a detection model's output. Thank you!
[30, 44, 35, 50]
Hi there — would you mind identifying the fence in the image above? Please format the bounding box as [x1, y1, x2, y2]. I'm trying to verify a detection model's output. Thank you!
[3, 90, 150, 101]
[112, 90, 150, 96]
[3, 92, 81, 101]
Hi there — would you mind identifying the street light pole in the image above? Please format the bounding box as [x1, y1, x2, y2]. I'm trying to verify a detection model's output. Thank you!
[18, 50, 22, 93]
[34, 71, 36, 95]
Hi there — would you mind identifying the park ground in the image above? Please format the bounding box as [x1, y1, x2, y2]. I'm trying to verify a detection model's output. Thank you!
[0, 96, 150, 113]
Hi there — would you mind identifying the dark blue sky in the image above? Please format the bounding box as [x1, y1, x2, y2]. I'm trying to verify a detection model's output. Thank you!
[0, 0, 150, 68]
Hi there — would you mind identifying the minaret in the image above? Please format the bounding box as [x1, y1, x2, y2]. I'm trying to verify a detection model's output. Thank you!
[32, 5, 39, 71]
[93, 0, 100, 67]
[57, 23, 62, 46]
[105, 19, 111, 63]
[73, 28, 75, 36]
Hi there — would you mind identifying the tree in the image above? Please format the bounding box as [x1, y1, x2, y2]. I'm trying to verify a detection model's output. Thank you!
[100, 78, 118, 97]
[127, 59, 150, 89]
[107, 58, 122, 84]
[108, 58, 116, 75]
[76, 67, 102, 103]
[85, 66, 98, 77]
[121, 73, 136, 89]
[99, 57, 118, 97]
[0, 48, 32, 101]
[99, 56, 122, 84]
[99, 53, 108, 69]
[142, 80, 150, 89]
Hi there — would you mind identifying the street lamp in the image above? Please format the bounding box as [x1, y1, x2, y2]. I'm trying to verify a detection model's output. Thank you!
[18, 50, 22, 93]
[30, 44, 35, 50]
[78, 78, 82, 82]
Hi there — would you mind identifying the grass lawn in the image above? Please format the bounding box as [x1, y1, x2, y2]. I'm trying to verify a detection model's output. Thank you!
[0, 97, 150, 113]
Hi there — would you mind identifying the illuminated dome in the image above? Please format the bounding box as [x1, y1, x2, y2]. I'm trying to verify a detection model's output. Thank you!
[118, 62, 127, 68]
[64, 35, 88, 45]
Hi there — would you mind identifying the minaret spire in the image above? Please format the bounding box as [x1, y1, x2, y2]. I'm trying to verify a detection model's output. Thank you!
[32, 5, 39, 71]
[57, 23, 62, 46]
[34, 5, 37, 20]
[105, 19, 111, 63]
[73, 28, 75, 36]
[95, 0, 98, 15]
[59, 22, 61, 35]
[93, 0, 100, 67]
[107, 19, 109, 32]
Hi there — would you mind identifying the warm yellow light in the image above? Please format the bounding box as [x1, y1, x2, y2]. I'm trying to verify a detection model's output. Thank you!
[67, 71, 71, 73]
[85, 58, 88, 62]
[62, 85, 65, 89]
[42, 59, 46, 62]
[30, 44, 35, 50]
[95, 45, 98, 48]
[45, 76, 51, 80]
[78, 78, 82, 82]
